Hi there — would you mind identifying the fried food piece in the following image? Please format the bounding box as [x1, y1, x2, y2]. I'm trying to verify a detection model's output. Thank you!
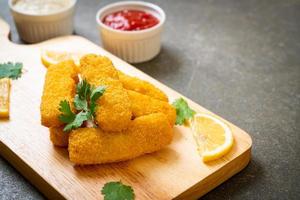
[69, 113, 173, 165]
[118, 70, 168, 101]
[49, 127, 69, 147]
[95, 78, 133, 132]
[128, 90, 176, 125]
[79, 54, 119, 81]
[40, 60, 77, 127]
[79, 54, 132, 132]
[49, 90, 175, 148]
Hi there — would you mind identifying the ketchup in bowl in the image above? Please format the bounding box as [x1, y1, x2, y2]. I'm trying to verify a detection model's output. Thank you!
[102, 10, 159, 31]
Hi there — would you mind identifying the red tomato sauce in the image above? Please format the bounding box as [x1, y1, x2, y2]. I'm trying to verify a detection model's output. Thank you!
[102, 10, 159, 31]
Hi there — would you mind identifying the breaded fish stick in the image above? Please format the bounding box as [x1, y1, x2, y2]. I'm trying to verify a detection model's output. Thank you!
[47, 90, 175, 148]
[79, 55, 132, 132]
[69, 113, 173, 165]
[128, 90, 176, 125]
[118, 71, 168, 102]
[49, 127, 69, 147]
[40, 60, 77, 127]
[49, 90, 176, 147]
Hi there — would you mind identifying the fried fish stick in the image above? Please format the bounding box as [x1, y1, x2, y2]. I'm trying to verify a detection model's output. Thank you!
[79, 54, 132, 132]
[40, 60, 77, 127]
[69, 113, 173, 165]
[50, 89, 175, 147]
[79, 54, 119, 81]
[128, 90, 176, 125]
[49, 127, 69, 147]
[118, 71, 168, 102]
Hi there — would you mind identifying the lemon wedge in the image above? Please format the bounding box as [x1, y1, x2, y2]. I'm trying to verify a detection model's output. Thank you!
[41, 50, 83, 68]
[191, 113, 234, 162]
[0, 78, 11, 118]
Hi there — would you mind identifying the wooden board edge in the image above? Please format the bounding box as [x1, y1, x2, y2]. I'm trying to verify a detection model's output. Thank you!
[0, 140, 66, 200]
[174, 145, 252, 200]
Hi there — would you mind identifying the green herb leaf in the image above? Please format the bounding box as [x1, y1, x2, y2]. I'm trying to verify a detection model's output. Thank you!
[101, 181, 134, 200]
[58, 100, 89, 132]
[90, 86, 106, 103]
[74, 94, 88, 111]
[172, 98, 196, 125]
[89, 101, 97, 118]
[90, 86, 106, 116]
[0, 62, 23, 79]
[58, 79, 106, 131]
[58, 100, 76, 123]
[76, 79, 91, 100]
[63, 111, 89, 132]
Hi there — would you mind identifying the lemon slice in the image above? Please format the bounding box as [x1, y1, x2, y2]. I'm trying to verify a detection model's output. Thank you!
[41, 50, 83, 68]
[0, 78, 11, 118]
[191, 113, 234, 162]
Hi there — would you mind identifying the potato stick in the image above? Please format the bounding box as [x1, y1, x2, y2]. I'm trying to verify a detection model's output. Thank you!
[118, 70, 168, 102]
[40, 60, 77, 127]
[69, 113, 173, 165]
[79, 54, 132, 132]
[128, 90, 176, 125]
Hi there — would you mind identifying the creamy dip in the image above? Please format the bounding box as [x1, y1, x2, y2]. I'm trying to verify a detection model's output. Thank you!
[13, 0, 72, 15]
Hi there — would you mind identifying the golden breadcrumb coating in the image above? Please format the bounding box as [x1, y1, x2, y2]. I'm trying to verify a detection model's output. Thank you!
[78, 54, 132, 132]
[49, 127, 69, 147]
[128, 90, 176, 125]
[118, 71, 168, 101]
[40, 60, 78, 127]
[49, 89, 176, 148]
[69, 113, 173, 165]
[79, 54, 118, 81]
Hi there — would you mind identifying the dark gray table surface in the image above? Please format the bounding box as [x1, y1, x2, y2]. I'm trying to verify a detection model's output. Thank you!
[1, 0, 299, 199]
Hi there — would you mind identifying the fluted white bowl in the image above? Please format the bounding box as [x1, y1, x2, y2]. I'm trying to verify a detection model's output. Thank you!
[96, 1, 166, 63]
[9, 0, 76, 43]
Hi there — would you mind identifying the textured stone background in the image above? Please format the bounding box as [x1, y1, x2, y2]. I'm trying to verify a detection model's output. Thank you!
[0, 0, 299, 199]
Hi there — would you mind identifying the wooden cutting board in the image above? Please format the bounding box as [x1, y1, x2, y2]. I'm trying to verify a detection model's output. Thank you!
[0, 18, 252, 200]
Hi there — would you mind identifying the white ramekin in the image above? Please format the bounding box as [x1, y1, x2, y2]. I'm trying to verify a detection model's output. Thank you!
[9, 0, 76, 43]
[96, 1, 166, 63]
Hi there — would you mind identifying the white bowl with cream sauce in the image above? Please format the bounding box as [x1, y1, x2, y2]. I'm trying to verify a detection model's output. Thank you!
[9, 0, 76, 43]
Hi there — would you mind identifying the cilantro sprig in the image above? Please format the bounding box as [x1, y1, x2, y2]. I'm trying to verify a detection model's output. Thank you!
[58, 79, 106, 132]
[101, 181, 135, 200]
[172, 98, 196, 125]
[0, 62, 23, 79]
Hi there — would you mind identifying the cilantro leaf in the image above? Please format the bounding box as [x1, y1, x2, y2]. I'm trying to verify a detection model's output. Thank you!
[74, 94, 88, 111]
[90, 86, 106, 116]
[58, 100, 76, 123]
[0, 62, 23, 80]
[90, 86, 106, 103]
[89, 101, 97, 118]
[101, 181, 134, 200]
[58, 79, 106, 131]
[58, 101, 88, 132]
[76, 79, 91, 99]
[172, 98, 196, 125]
[63, 111, 89, 132]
